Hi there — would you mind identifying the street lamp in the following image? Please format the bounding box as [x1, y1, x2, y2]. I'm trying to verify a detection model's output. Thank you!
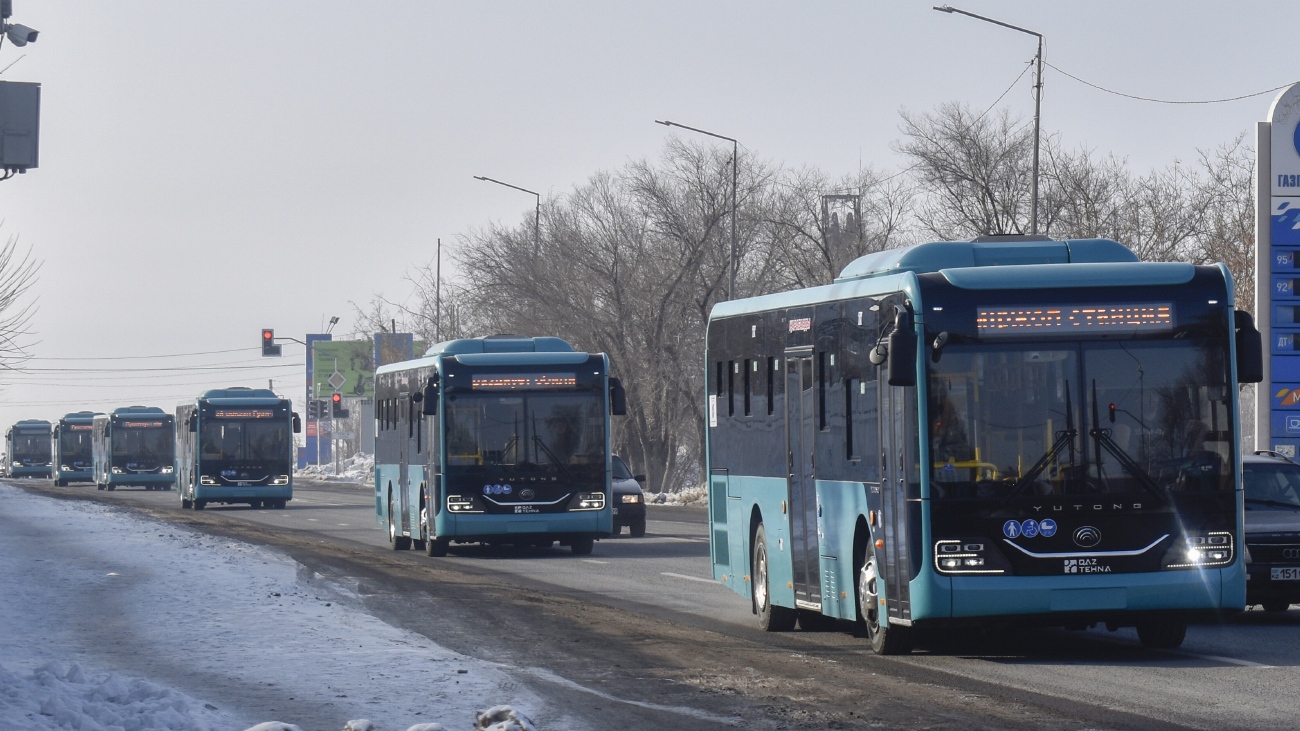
[474, 175, 541, 251]
[934, 5, 1043, 236]
[655, 120, 740, 300]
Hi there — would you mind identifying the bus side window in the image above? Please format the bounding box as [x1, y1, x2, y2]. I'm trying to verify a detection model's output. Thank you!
[727, 361, 735, 417]
[743, 359, 752, 417]
[818, 351, 828, 431]
[846, 377, 859, 460]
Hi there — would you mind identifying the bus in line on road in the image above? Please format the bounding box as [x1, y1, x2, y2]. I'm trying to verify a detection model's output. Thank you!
[706, 236, 1261, 654]
[92, 406, 176, 491]
[54, 411, 101, 486]
[175, 387, 299, 509]
[375, 335, 626, 556]
[6, 419, 52, 478]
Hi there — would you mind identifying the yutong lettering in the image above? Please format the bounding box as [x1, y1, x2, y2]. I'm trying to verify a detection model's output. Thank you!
[1032, 503, 1143, 513]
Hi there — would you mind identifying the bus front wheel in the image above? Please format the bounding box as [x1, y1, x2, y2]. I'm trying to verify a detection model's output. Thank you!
[426, 536, 449, 557]
[1136, 616, 1187, 649]
[753, 523, 796, 632]
[570, 537, 594, 555]
[858, 549, 913, 655]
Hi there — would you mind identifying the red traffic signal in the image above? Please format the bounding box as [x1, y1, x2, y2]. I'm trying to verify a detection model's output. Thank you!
[261, 329, 281, 357]
[331, 393, 341, 405]
[331, 391, 348, 418]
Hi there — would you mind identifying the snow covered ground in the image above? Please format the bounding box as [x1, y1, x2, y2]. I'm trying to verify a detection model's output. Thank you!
[296, 453, 375, 484]
[0, 482, 555, 731]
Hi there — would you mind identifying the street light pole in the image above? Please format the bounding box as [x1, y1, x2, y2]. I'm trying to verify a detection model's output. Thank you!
[655, 120, 740, 300]
[474, 175, 541, 251]
[934, 5, 1043, 235]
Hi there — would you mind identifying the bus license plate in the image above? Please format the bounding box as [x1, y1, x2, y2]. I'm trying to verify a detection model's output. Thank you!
[1271, 567, 1300, 580]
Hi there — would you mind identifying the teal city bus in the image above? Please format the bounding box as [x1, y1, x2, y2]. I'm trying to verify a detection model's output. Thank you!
[375, 336, 626, 556]
[92, 407, 175, 491]
[5, 419, 52, 478]
[54, 411, 101, 486]
[705, 237, 1262, 654]
[175, 388, 300, 509]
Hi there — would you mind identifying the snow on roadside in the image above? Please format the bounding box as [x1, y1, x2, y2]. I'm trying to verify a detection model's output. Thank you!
[645, 484, 708, 506]
[297, 452, 374, 484]
[0, 482, 556, 731]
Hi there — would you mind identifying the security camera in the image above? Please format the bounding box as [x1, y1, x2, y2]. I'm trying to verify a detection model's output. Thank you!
[5, 23, 37, 47]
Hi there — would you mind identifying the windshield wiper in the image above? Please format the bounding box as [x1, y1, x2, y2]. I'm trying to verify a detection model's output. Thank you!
[531, 434, 574, 481]
[1088, 380, 1167, 503]
[1246, 497, 1300, 510]
[1003, 382, 1078, 503]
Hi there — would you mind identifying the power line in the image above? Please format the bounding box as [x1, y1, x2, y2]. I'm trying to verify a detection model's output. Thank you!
[9, 363, 305, 374]
[1046, 62, 1297, 105]
[25, 346, 268, 362]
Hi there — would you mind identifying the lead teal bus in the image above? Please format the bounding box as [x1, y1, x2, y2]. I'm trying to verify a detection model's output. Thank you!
[705, 237, 1261, 653]
[54, 411, 101, 486]
[175, 388, 300, 509]
[92, 407, 175, 491]
[375, 336, 625, 556]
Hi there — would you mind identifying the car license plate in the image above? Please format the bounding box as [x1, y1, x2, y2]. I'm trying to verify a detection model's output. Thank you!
[612, 507, 619, 515]
[1271, 567, 1300, 580]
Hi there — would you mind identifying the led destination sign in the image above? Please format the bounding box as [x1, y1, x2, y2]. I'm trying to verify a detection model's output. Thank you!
[68, 424, 93, 431]
[471, 373, 578, 391]
[977, 304, 1173, 337]
[121, 421, 166, 428]
[214, 409, 276, 419]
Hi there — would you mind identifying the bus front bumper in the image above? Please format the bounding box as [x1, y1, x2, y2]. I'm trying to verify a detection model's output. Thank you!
[435, 510, 610, 542]
[108, 472, 176, 488]
[194, 485, 292, 502]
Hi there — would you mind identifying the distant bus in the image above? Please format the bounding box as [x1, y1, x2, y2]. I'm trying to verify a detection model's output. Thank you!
[53, 411, 101, 486]
[92, 406, 176, 491]
[706, 237, 1261, 654]
[175, 387, 300, 510]
[5, 419, 52, 478]
[375, 336, 626, 556]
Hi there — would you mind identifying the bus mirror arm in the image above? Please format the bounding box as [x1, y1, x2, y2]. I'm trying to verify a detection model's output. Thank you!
[292, 413, 301, 434]
[187, 415, 197, 433]
[886, 309, 917, 387]
[1234, 310, 1263, 384]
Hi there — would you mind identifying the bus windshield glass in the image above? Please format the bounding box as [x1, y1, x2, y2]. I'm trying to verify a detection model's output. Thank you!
[445, 392, 604, 471]
[929, 339, 1233, 501]
[201, 420, 289, 462]
[60, 430, 93, 462]
[13, 433, 50, 461]
[113, 427, 174, 462]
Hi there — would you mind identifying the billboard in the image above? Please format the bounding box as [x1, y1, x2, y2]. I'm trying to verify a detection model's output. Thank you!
[312, 340, 375, 399]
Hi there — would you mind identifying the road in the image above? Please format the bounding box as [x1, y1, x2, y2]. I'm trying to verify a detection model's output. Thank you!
[15, 477, 1300, 730]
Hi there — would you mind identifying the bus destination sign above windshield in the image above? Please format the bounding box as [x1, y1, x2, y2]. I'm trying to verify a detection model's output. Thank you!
[214, 409, 276, 419]
[976, 304, 1173, 338]
[471, 373, 577, 391]
[121, 421, 165, 428]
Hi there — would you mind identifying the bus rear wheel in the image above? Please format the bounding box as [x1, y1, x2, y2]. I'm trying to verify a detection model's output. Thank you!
[426, 536, 449, 557]
[858, 549, 913, 655]
[753, 523, 796, 632]
[570, 537, 594, 555]
[192, 499, 206, 511]
[388, 497, 410, 551]
[1136, 617, 1187, 649]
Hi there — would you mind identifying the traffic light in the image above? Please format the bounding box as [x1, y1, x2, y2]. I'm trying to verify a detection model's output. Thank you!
[331, 392, 349, 419]
[261, 329, 281, 357]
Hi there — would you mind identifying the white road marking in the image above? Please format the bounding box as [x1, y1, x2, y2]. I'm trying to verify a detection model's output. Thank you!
[580, 559, 609, 565]
[307, 518, 319, 522]
[658, 536, 708, 543]
[337, 523, 349, 526]
[1173, 650, 1274, 668]
[661, 572, 718, 585]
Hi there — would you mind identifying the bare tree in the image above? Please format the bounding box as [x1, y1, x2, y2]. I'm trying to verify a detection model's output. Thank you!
[0, 232, 40, 376]
[1193, 134, 1255, 312]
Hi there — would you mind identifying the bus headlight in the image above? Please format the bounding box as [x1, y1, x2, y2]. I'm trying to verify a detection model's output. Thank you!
[200, 475, 218, 486]
[161, 466, 174, 474]
[575, 492, 606, 511]
[446, 495, 482, 513]
[270, 475, 289, 486]
[1164, 531, 1234, 569]
[934, 540, 1007, 575]
[111, 467, 124, 474]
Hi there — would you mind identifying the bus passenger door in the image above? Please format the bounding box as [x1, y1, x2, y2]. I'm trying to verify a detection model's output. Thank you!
[878, 369, 913, 623]
[397, 392, 411, 534]
[786, 354, 821, 608]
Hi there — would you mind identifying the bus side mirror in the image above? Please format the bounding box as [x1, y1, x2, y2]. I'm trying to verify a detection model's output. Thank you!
[292, 412, 302, 434]
[609, 377, 627, 416]
[1235, 310, 1263, 384]
[887, 309, 917, 387]
[188, 414, 197, 433]
[422, 378, 439, 416]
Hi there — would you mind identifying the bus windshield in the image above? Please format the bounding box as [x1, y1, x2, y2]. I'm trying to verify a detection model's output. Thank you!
[113, 427, 174, 461]
[12, 434, 50, 461]
[929, 339, 1233, 500]
[60, 430, 93, 462]
[445, 392, 604, 470]
[201, 420, 289, 462]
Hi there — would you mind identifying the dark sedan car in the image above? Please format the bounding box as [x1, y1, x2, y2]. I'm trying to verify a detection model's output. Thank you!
[1243, 451, 1300, 612]
[610, 455, 646, 537]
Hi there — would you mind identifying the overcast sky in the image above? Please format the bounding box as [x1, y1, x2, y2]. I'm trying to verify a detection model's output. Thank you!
[0, 0, 1294, 431]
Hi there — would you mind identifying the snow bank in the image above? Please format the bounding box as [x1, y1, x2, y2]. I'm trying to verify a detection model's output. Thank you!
[297, 452, 374, 484]
[645, 484, 708, 506]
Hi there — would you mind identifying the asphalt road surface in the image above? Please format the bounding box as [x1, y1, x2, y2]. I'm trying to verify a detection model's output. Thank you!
[14, 477, 1300, 731]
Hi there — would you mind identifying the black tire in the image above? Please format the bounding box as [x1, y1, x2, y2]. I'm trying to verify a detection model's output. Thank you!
[193, 499, 206, 511]
[571, 537, 595, 555]
[610, 523, 622, 537]
[630, 516, 647, 538]
[797, 609, 836, 632]
[858, 546, 913, 654]
[388, 496, 410, 550]
[1262, 601, 1292, 613]
[753, 523, 797, 632]
[54, 479, 65, 487]
[274, 499, 287, 509]
[425, 537, 449, 557]
[249, 500, 262, 509]
[105, 484, 115, 492]
[97, 483, 105, 491]
[1136, 617, 1188, 649]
